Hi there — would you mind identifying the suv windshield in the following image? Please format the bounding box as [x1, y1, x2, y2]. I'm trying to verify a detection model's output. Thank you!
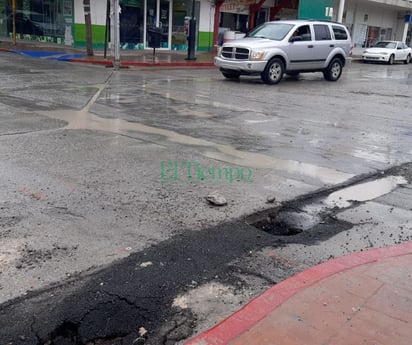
[247, 23, 294, 40]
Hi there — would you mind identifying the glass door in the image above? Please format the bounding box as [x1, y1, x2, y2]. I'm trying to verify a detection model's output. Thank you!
[146, 0, 170, 48]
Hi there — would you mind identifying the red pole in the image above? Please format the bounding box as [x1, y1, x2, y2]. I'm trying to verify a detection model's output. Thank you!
[212, 0, 224, 53]
[249, 0, 265, 31]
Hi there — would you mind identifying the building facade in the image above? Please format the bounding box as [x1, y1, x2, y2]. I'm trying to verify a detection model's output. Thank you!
[1, 0, 411, 51]
[334, 0, 412, 47]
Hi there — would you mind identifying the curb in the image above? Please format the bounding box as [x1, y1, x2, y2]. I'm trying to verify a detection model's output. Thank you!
[68, 58, 114, 66]
[122, 61, 215, 67]
[185, 242, 412, 345]
[68, 58, 214, 67]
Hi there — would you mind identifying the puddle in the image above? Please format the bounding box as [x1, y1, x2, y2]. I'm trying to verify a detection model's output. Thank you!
[324, 175, 407, 208]
[352, 149, 389, 163]
[38, 85, 353, 185]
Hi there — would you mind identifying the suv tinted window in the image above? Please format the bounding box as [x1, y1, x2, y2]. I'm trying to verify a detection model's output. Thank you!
[314, 24, 331, 40]
[291, 25, 311, 41]
[332, 26, 348, 40]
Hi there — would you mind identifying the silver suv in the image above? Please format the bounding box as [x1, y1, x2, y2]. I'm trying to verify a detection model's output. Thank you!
[214, 20, 352, 84]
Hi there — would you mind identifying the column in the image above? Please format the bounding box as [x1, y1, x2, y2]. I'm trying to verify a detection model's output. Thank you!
[337, 0, 345, 23]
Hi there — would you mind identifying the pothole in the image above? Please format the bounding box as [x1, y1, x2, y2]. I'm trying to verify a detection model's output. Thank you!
[253, 211, 321, 236]
[250, 174, 408, 236]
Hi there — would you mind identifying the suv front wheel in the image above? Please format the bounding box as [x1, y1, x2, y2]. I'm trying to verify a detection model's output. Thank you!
[261, 58, 284, 85]
[323, 58, 343, 82]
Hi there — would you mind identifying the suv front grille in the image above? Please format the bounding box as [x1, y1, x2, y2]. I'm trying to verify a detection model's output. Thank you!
[221, 47, 250, 60]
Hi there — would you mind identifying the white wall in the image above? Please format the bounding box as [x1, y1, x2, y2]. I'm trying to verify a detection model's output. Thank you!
[199, 0, 214, 32]
[74, 0, 107, 25]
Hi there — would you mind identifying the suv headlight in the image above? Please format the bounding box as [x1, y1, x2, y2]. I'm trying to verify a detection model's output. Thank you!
[250, 50, 265, 61]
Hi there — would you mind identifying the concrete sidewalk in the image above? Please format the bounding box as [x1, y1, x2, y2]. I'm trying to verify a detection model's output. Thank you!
[0, 39, 215, 67]
[186, 242, 412, 345]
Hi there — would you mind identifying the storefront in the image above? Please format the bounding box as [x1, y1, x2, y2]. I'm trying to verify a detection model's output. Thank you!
[119, 0, 199, 50]
[3, 0, 412, 52]
[0, 0, 201, 50]
[333, 0, 412, 47]
[0, 0, 74, 45]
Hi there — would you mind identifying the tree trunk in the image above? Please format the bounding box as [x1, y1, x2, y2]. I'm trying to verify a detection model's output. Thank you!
[83, 0, 94, 56]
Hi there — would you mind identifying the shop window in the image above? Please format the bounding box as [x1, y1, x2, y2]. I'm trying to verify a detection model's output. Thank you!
[5, 0, 67, 42]
[120, 4, 143, 49]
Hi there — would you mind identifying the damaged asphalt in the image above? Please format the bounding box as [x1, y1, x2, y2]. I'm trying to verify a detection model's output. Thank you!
[1, 162, 412, 345]
[1, 221, 276, 345]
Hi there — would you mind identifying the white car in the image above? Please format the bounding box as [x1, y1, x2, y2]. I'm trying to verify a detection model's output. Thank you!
[362, 41, 412, 64]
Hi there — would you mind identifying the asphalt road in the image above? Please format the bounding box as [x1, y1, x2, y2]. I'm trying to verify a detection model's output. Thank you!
[0, 52, 412, 344]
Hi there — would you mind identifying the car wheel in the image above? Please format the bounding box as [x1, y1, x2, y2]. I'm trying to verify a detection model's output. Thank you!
[388, 54, 394, 65]
[404, 54, 411, 64]
[221, 71, 240, 80]
[261, 58, 284, 85]
[323, 58, 343, 82]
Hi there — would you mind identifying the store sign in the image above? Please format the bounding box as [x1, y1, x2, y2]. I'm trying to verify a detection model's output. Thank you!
[221, 3, 250, 14]
[221, 0, 255, 14]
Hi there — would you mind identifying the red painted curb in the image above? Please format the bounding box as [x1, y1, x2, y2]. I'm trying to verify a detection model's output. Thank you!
[69, 58, 114, 66]
[185, 242, 412, 345]
[122, 61, 214, 67]
[69, 59, 214, 68]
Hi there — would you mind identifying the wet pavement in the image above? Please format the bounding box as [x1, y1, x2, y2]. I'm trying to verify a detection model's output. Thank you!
[0, 41, 412, 344]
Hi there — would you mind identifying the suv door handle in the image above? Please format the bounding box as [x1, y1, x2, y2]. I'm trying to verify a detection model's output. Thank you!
[307, 45, 314, 48]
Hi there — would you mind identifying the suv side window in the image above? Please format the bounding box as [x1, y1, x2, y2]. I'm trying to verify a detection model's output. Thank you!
[314, 24, 331, 40]
[291, 25, 312, 41]
[332, 25, 348, 40]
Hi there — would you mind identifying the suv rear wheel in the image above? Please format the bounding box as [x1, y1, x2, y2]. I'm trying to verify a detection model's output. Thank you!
[323, 58, 343, 82]
[261, 58, 284, 85]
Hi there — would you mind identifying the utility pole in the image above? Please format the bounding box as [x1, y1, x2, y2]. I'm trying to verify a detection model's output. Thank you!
[12, 0, 16, 45]
[186, 0, 196, 60]
[113, 0, 120, 67]
[104, 0, 110, 58]
[83, 0, 94, 56]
